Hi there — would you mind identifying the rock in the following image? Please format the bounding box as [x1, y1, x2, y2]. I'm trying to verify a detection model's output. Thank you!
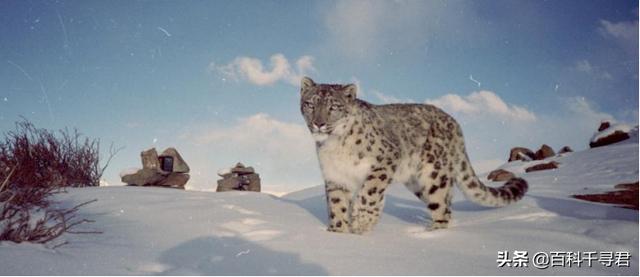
[590, 130, 630, 148]
[156, 173, 190, 188]
[240, 173, 261, 191]
[217, 167, 233, 178]
[598, 121, 611, 132]
[534, 144, 555, 160]
[573, 181, 638, 210]
[122, 169, 189, 189]
[216, 173, 261, 192]
[232, 165, 255, 174]
[558, 146, 573, 154]
[121, 147, 191, 189]
[508, 147, 535, 162]
[216, 163, 261, 192]
[216, 176, 238, 192]
[525, 161, 559, 173]
[141, 148, 160, 170]
[614, 181, 639, 190]
[590, 121, 634, 148]
[218, 172, 233, 179]
[487, 169, 515, 182]
[121, 168, 164, 186]
[230, 162, 255, 174]
[159, 147, 190, 173]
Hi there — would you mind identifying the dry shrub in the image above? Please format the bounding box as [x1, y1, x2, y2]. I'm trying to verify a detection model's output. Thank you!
[0, 119, 117, 245]
[0, 119, 105, 188]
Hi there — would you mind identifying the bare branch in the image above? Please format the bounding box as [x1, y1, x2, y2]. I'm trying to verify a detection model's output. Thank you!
[99, 143, 124, 180]
[0, 166, 15, 192]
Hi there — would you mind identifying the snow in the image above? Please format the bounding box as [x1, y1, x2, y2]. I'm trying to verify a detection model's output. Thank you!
[217, 167, 232, 176]
[0, 141, 637, 275]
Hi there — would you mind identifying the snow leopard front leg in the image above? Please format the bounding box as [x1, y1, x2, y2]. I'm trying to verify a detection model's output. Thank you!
[349, 169, 392, 234]
[325, 181, 352, 233]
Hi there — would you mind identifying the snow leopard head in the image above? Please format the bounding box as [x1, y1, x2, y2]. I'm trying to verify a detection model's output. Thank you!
[299, 77, 357, 140]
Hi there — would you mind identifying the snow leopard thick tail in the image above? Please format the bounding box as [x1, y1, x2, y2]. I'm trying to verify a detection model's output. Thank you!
[454, 152, 528, 207]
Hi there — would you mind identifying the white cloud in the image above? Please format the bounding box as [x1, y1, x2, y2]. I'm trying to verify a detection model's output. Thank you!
[563, 96, 614, 124]
[186, 113, 321, 193]
[194, 113, 311, 148]
[370, 90, 414, 104]
[597, 10, 639, 54]
[372, 90, 402, 104]
[324, 1, 380, 58]
[322, 0, 467, 59]
[598, 19, 638, 41]
[574, 59, 613, 80]
[618, 109, 640, 125]
[211, 54, 316, 86]
[575, 60, 593, 73]
[425, 91, 537, 122]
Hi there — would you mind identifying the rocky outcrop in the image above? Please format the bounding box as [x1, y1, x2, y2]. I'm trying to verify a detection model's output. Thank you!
[598, 121, 611, 132]
[159, 147, 190, 174]
[141, 148, 160, 171]
[120, 148, 190, 189]
[121, 168, 164, 186]
[508, 145, 560, 163]
[487, 169, 515, 182]
[156, 172, 190, 188]
[558, 146, 573, 154]
[534, 144, 555, 160]
[508, 147, 535, 162]
[590, 131, 630, 148]
[590, 121, 632, 148]
[525, 161, 559, 173]
[573, 181, 638, 210]
[217, 163, 261, 192]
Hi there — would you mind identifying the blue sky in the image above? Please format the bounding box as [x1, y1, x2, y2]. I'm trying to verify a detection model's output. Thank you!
[0, 0, 638, 194]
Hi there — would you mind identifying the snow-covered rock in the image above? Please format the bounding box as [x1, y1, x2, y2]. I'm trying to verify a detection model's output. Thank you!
[487, 169, 515, 181]
[217, 167, 232, 176]
[524, 161, 559, 172]
[533, 144, 555, 160]
[508, 147, 535, 162]
[99, 179, 110, 187]
[558, 146, 573, 154]
[590, 121, 634, 148]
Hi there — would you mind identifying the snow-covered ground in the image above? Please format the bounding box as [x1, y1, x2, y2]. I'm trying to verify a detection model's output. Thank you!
[0, 138, 637, 275]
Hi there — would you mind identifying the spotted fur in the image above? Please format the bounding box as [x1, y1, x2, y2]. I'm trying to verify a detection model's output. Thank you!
[300, 77, 528, 234]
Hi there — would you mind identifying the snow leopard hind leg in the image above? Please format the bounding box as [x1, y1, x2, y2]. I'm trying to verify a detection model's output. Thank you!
[406, 170, 454, 230]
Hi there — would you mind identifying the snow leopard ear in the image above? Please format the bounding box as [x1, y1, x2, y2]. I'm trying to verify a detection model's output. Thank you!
[300, 76, 315, 92]
[343, 84, 357, 100]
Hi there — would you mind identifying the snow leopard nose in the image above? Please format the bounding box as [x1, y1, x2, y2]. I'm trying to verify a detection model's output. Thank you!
[312, 122, 327, 131]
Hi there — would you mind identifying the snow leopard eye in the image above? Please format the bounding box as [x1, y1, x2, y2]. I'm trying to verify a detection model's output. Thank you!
[303, 101, 314, 109]
[329, 104, 341, 112]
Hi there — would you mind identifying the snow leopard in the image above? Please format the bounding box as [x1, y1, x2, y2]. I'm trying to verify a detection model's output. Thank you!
[299, 77, 528, 234]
